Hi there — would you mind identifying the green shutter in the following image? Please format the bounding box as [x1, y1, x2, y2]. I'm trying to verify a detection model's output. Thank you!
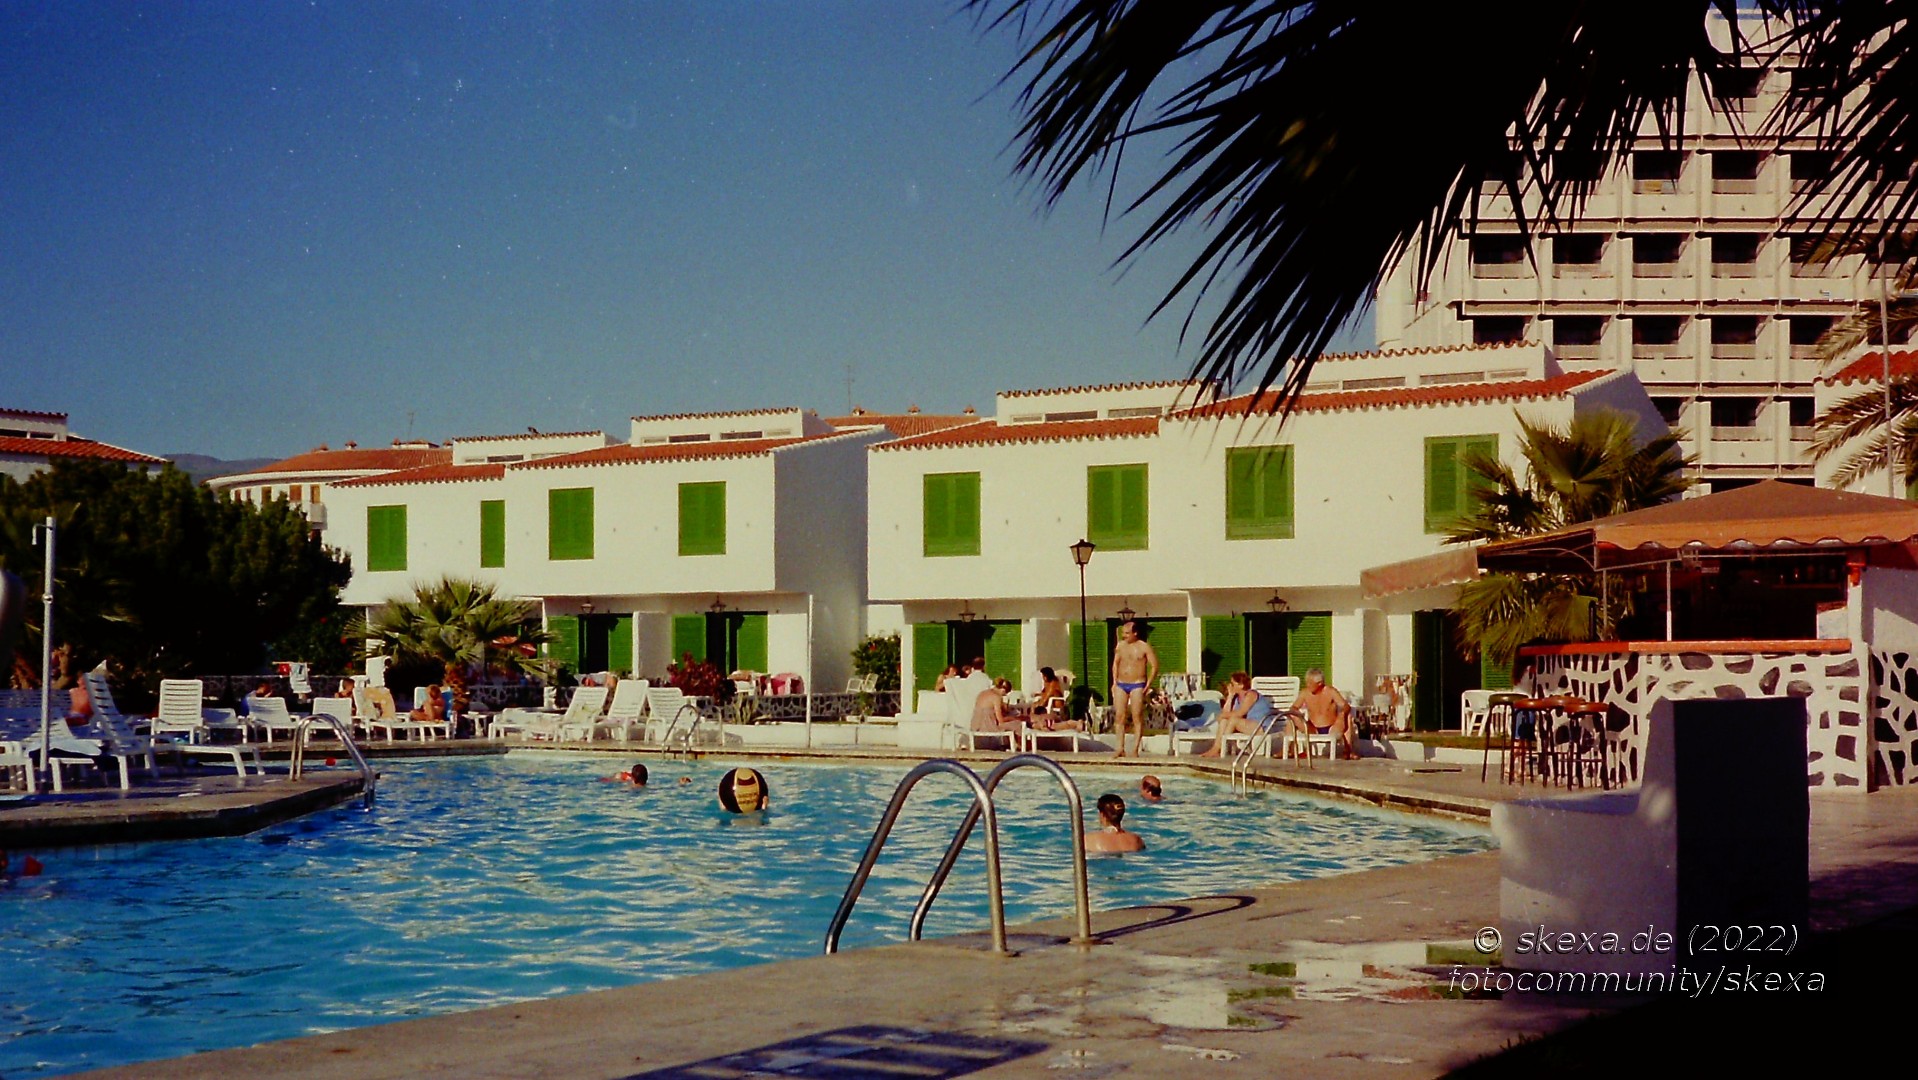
[1068, 621, 1113, 703]
[366, 505, 407, 572]
[733, 613, 768, 673]
[1200, 615, 1246, 689]
[982, 621, 1022, 684]
[1480, 651, 1513, 691]
[548, 487, 595, 560]
[607, 615, 634, 675]
[671, 614, 707, 664]
[912, 623, 951, 699]
[679, 481, 726, 556]
[1140, 618, 1187, 674]
[1087, 464, 1147, 550]
[1425, 438, 1459, 533]
[923, 472, 980, 557]
[1284, 612, 1332, 678]
[1225, 446, 1294, 540]
[479, 500, 506, 568]
[546, 615, 580, 672]
[1461, 434, 1499, 515]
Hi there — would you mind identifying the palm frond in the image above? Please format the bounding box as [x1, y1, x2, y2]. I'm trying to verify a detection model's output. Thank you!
[1815, 294, 1918, 363]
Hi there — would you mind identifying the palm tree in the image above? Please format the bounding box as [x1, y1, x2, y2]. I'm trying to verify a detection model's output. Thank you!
[1806, 233, 1918, 488]
[1445, 409, 1693, 665]
[972, 1, 1918, 402]
[349, 578, 551, 712]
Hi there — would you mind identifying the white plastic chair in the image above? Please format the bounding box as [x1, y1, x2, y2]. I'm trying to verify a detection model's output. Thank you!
[553, 686, 612, 741]
[1224, 676, 1302, 761]
[645, 686, 700, 744]
[1169, 689, 1227, 757]
[599, 680, 651, 741]
[247, 696, 305, 742]
[1461, 689, 1494, 737]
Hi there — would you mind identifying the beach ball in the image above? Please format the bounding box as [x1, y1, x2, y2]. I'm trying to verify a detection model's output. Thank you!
[717, 767, 767, 813]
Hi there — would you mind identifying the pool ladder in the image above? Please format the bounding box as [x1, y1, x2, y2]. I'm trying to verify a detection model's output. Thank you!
[823, 754, 1094, 956]
[288, 713, 376, 808]
[1229, 728, 1279, 793]
[654, 701, 708, 759]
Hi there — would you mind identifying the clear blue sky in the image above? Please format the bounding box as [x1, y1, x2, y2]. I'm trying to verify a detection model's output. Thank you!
[2, 1, 1369, 460]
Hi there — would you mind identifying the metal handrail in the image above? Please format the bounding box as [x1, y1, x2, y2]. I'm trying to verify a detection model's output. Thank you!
[654, 702, 704, 758]
[1230, 727, 1279, 792]
[908, 754, 1094, 947]
[824, 759, 1005, 955]
[290, 714, 376, 808]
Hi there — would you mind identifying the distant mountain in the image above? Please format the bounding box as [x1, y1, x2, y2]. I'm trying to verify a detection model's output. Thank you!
[166, 454, 279, 481]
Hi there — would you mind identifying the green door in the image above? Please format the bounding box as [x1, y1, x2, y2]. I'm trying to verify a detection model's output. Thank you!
[731, 613, 769, 673]
[1199, 615, 1246, 690]
[1284, 612, 1332, 678]
[671, 614, 707, 664]
[1068, 621, 1113, 704]
[1412, 610, 1444, 731]
[1140, 618, 1187, 675]
[607, 615, 634, 675]
[981, 621, 1022, 685]
[912, 623, 950, 699]
[546, 615, 581, 673]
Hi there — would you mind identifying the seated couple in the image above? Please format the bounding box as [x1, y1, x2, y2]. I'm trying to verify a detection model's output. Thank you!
[1192, 669, 1354, 759]
[972, 668, 1083, 735]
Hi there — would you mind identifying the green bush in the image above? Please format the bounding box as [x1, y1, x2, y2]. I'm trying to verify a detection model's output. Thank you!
[850, 633, 900, 691]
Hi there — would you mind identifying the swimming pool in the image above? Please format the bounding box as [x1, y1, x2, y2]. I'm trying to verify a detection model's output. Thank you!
[0, 754, 1491, 1076]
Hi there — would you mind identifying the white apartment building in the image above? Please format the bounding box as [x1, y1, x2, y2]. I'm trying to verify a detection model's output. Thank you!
[207, 441, 453, 536]
[1375, 16, 1888, 491]
[867, 344, 1665, 728]
[326, 410, 887, 691]
[0, 407, 165, 481]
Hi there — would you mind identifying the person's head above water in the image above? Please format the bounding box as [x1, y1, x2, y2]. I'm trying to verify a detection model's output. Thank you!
[627, 762, 648, 786]
[1097, 793, 1127, 828]
[1139, 775, 1163, 801]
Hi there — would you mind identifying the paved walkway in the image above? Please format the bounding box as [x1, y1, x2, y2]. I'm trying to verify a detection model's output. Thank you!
[75, 772, 1918, 1079]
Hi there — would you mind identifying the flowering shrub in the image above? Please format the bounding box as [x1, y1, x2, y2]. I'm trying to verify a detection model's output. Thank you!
[850, 634, 901, 692]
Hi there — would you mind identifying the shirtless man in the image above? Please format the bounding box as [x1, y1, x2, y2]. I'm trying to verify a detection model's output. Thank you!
[1108, 621, 1158, 757]
[1285, 667, 1354, 759]
[1082, 793, 1146, 853]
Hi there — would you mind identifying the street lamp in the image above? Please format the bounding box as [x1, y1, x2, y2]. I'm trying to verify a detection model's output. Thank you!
[1116, 600, 1136, 624]
[1070, 539, 1095, 709]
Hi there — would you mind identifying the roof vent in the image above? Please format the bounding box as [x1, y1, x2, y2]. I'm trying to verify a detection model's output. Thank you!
[344, 440, 358, 449]
[963, 406, 977, 415]
[907, 404, 921, 414]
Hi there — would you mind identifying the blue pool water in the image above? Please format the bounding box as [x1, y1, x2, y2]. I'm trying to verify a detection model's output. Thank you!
[0, 755, 1491, 1076]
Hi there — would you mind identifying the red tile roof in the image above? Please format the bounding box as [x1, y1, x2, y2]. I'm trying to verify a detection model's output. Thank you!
[1313, 340, 1541, 364]
[874, 417, 1158, 451]
[1818, 350, 1918, 386]
[224, 446, 452, 477]
[0, 407, 67, 422]
[0, 436, 164, 464]
[332, 463, 507, 488]
[511, 435, 817, 470]
[629, 407, 802, 422]
[451, 429, 604, 443]
[1182, 369, 1613, 418]
[825, 412, 980, 438]
[998, 380, 1196, 399]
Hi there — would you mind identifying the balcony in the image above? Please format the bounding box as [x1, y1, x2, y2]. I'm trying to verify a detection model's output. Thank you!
[1633, 262, 1684, 278]
[1790, 426, 1816, 443]
[1554, 342, 1602, 361]
[1711, 261, 1759, 279]
[1711, 425, 1766, 441]
[1630, 353, 1700, 386]
[1790, 261, 1835, 279]
[1635, 179, 1681, 195]
[1471, 262, 1530, 279]
[1791, 343, 1823, 361]
[1710, 343, 1758, 360]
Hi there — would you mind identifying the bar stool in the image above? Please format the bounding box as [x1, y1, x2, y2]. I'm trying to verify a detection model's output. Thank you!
[1565, 702, 1611, 794]
[1539, 695, 1581, 787]
[1482, 692, 1522, 783]
[1509, 696, 1550, 784]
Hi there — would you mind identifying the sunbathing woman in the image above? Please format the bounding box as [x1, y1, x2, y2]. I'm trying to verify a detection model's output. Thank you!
[1028, 667, 1082, 732]
[1198, 672, 1277, 757]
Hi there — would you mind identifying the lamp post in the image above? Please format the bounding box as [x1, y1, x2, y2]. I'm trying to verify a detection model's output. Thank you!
[1070, 540, 1095, 709]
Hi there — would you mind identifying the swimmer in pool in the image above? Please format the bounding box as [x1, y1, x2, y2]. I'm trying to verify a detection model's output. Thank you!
[1139, 774, 1163, 802]
[601, 762, 648, 786]
[1083, 793, 1145, 853]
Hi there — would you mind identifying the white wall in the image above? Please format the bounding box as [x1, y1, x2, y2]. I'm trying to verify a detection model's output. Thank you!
[329, 477, 509, 606]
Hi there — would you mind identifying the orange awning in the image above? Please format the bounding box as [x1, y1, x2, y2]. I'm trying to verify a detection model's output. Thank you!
[1479, 481, 1918, 572]
[1361, 545, 1480, 599]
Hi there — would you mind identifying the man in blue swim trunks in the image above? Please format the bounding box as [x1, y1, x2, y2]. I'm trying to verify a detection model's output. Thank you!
[1109, 620, 1158, 757]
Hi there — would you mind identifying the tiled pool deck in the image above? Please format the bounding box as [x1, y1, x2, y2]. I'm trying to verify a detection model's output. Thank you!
[14, 743, 1915, 1077]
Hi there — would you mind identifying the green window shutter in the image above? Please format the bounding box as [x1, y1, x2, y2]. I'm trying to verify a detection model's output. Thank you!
[1284, 612, 1333, 678]
[1425, 438, 1460, 533]
[548, 488, 595, 561]
[1143, 618, 1186, 674]
[982, 621, 1022, 684]
[1200, 615, 1246, 689]
[912, 623, 951, 699]
[607, 615, 634, 676]
[678, 481, 726, 556]
[546, 615, 580, 671]
[1087, 464, 1148, 550]
[671, 614, 707, 664]
[1461, 434, 1499, 516]
[734, 613, 768, 673]
[366, 505, 408, 572]
[923, 472, 981, 557]
[1225, 446, 1294, 540]
[1480, 651, 1513, 691]
[1068, 621, 1113, 703]
[479, 500, 506, 568]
